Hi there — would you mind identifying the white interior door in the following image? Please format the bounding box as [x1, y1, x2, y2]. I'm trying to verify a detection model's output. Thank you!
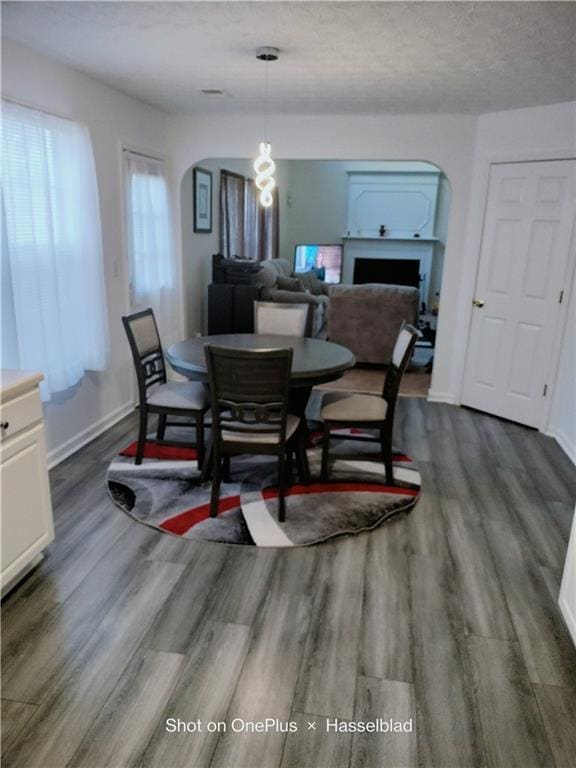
[462, 159, 575, 428]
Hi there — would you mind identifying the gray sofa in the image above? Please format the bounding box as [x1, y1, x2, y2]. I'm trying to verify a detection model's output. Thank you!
[328, 283, 418, 364]
[208, 256, 418, 363]
[257, 258, 331, 338]
[257, 258, 419, 364]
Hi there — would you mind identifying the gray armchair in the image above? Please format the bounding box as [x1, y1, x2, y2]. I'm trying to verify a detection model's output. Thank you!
[258, 258, 329, 338]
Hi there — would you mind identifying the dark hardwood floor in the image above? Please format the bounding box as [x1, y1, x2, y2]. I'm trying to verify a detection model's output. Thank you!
[2, 398, 575, 768]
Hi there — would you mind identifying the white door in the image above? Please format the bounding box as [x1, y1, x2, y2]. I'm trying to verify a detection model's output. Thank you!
[462, 159, 575, 428]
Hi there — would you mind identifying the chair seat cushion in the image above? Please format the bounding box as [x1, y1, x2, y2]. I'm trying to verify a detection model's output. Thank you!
[147, 381, 209, 411]
[222, 414, 300, 444]
[321, 392, 388, 422]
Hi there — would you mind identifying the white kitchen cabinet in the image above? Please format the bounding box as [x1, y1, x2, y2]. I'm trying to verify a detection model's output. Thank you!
[1, 371, 54, 595]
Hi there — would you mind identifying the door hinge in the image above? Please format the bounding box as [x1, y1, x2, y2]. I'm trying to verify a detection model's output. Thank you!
[559, 290, 564, 304]
[543, 384, 548, 397]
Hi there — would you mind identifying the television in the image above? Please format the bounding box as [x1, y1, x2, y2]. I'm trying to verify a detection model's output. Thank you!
[294, 244, 343, 284]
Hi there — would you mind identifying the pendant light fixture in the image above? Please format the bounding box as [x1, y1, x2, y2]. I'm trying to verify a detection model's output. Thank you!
[254, 46, 279, 208]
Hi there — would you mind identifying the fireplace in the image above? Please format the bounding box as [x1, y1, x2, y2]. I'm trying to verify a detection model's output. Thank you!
[353, 258, 420, 289]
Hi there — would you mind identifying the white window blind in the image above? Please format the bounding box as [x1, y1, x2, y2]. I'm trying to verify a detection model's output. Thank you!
[124, 151, 178, 344]
[1, 100, 109, 400]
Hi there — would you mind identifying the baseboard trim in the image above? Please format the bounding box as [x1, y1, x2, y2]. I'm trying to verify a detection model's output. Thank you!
[545, 426, 576, 466]
[426, 389, 459, 405]
[559, 593, 576, 648]
[47, 401, 135, 468]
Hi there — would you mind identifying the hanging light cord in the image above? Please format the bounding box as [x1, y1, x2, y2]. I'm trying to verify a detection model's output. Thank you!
[264, 57, 269, 143]
[254, 47, 278, 208]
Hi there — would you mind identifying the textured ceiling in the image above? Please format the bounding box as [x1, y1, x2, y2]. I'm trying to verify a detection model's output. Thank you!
[2, 1, 575, 115]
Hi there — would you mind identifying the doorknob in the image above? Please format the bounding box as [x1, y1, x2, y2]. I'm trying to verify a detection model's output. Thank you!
[473, 298, 485, 308]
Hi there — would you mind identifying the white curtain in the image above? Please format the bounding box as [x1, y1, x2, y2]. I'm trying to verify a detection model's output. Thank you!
[1, 100, 109, 400]
[124, 151, 178, 343]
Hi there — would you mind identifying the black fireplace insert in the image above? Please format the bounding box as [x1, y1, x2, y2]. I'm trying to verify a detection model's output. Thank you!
[353, 258, 420, 288]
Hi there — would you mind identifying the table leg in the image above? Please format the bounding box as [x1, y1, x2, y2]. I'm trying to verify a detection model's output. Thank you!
[200, 437, 213, 483]
[289, 386, 312, 484]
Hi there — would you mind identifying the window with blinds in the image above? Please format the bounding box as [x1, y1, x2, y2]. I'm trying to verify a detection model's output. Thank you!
[1, 100, 109, 400]
[124, 150, 178, 343]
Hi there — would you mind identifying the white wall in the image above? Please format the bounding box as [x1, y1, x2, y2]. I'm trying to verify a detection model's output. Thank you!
[548, 266, 576, 463]
[2, 40, 170, 464]
[167, 112, 478, 401]
[560, 507, 576, 647]
[453, 101, 576, 454]
[282, 160, 347, 261]
[431, 174, 451, 304]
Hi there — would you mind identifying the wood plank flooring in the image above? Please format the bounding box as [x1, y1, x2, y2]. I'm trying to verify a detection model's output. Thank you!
[2, 399, 575, 768]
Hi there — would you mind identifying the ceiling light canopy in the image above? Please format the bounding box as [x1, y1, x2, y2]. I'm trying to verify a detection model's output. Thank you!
[253, 47, 279, 208]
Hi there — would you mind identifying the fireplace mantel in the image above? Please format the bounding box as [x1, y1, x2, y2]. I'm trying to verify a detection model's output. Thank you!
[342, 236, 438, 243]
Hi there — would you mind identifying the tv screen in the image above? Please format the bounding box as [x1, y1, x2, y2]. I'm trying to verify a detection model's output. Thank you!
[294, 244, 343, 284]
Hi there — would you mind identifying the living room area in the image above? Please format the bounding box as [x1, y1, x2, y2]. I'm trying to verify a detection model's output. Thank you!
[182, 158, 447, 396]
[1, 3, 576, 768]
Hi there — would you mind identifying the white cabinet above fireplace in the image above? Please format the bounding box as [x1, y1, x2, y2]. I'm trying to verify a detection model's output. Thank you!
[346, 171, 440, 239]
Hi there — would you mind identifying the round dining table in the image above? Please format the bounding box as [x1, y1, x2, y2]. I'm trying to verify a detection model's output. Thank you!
[167, 333, 355, 393]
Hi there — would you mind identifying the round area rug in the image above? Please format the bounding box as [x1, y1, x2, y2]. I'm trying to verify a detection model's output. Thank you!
[107, 427, 421, 547]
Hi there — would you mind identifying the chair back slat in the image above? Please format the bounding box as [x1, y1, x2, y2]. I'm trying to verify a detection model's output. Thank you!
[218, 399, 283, 432]
[382, 321, 419, 410]
[205, 345, 293, 442]
[122, 309, 167, 401]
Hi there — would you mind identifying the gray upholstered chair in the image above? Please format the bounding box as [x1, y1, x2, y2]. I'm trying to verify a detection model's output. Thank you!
[122, 309, 209, 466]
[254, 301, 311, 337]
[205, 344, 309, 521]
[320, 322, 418, 484]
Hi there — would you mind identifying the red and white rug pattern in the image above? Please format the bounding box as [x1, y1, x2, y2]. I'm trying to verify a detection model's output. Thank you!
[108, 429, 421, 547]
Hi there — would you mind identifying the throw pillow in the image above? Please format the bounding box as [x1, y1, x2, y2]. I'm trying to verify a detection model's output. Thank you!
[255, 261, 278, 289]
[277, 275, 305, 292]
[296, 270, 324, 295]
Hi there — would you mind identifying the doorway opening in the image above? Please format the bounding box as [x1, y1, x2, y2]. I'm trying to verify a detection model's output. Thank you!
[181, 159, 452, 397]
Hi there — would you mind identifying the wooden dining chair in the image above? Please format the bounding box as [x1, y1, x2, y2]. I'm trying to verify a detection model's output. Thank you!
[254, 301, 311, 337]
[122, 308, 210, 466]
[320, 322, 418, 484]
[205, 344, 309, 521]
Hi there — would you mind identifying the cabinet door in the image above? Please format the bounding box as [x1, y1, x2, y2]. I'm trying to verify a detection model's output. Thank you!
[1, 424, 54, 581]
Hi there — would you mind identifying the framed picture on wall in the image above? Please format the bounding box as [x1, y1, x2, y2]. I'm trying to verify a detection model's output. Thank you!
[193, 167, 213, 233]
